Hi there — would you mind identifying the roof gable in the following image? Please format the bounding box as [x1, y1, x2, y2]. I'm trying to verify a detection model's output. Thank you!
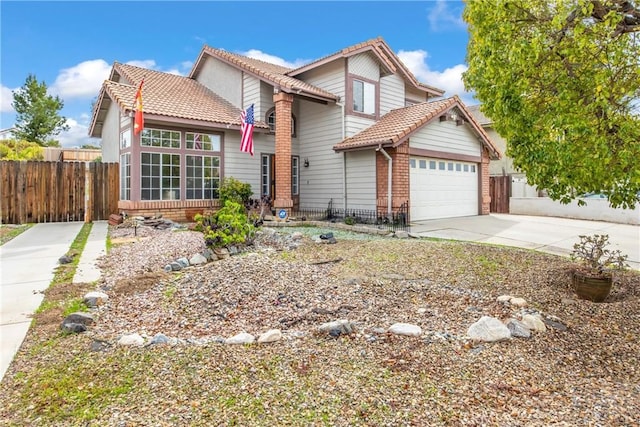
[289, 37, 445, 98]
[333, 96, 501, 160]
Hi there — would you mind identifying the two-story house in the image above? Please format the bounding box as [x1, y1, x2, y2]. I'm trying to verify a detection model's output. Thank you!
[89, 37, 500, 222]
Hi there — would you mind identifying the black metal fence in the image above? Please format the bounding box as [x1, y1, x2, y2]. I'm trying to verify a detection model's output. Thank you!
[290, 199, 409, 232]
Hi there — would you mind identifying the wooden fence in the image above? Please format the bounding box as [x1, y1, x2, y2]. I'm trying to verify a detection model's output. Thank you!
[489, 175, 510, 213]
[0, 161, 119, 224]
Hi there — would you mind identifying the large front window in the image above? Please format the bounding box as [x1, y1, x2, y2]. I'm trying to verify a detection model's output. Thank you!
[186, 155, 220, 199]
[186, 132, 221, 151]
[141, 152, 180, 200]
[141, 128, 181, 148]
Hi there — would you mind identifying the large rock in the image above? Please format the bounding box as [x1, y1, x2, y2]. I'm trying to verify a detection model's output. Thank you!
[521, 314, 547, 332]
[467, 316, 511, 342]
[388, 323, 422, 337]
[189, 253, 208, 265]
[225, 332, 255, 345]
[257, 329, 282, 343]
[118, 333, 145, 346]
[83, 291, 109, 308]
[62, 312, 95, 326]
[506, 318, 531, 338]
[317, 319, 356, 336]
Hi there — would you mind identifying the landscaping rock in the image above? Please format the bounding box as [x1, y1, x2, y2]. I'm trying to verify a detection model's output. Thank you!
[521, 314, 547, 332]
[83, 291, 109, 308]
[176, 257, 189, 268]
[257, 329, 283, 343]
[506, 318, 531, 338]
[318, 319, 356, 336]
[118, 333, 145, 346]
[225, 332, 255, 345]
[388, 323, 422, 337]
[62, 312, 95, 326]
[189, 253, 208, 266]
[467, 316, 511, 342]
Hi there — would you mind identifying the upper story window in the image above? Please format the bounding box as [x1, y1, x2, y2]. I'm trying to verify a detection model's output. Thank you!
[349, 75, 377, 117]
[265, 108, 296, 137]
[141, 128, 181, 149]
[185, 132, 221, 151]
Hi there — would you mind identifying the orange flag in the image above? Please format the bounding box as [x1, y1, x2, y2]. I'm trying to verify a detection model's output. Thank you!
[133, 80, 144, 135]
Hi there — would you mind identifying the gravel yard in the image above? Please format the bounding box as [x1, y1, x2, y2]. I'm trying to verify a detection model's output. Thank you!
[1, 223, 639, 426]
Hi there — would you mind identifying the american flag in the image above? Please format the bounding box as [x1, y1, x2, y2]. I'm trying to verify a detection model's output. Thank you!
[240, 104, 254, 156]
[194, 133, 202, 150]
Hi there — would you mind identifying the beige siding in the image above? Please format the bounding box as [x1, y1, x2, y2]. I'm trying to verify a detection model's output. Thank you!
[101, 102, 121, 162]
[411, 121, 481, 157]
[348, 52, 380, 80]
[297, 101, 344, 209]
[242, 75, 261, 112]
[223, 132, 275, 198]
[345, 150, 376, 210]
[380, 73, 405, 115]
[345, 115, 376, 139]
[259, 81, 274, 120]
[406, 86, 427, 103]
[296, 60, 345, 101]
[197, 57, 242, 106]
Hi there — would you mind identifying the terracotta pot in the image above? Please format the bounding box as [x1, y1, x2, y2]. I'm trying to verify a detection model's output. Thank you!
[572, 272, 613, 302]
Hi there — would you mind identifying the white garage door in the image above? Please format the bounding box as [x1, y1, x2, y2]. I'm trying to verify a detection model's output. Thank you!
[410, 157, 478, 221]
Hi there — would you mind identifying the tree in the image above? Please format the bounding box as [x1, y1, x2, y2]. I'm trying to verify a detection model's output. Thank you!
[463, 0, 640, 209]
[0, 139, 44, 160]
[12, 74, 69, 147]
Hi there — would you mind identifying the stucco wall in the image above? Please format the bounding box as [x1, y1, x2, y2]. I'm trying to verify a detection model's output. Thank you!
[510, 197, 640, 225]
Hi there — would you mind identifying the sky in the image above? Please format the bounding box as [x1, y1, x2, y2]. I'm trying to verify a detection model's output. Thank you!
[0, 0, 472, 148]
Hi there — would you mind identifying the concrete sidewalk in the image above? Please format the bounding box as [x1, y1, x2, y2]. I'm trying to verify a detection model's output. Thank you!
[0, 221, 108, 381]
[410, 213, 640, 270]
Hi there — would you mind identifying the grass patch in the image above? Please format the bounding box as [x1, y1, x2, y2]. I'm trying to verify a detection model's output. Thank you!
[50, 223, 93, 286]
[0, 223, 33, 245]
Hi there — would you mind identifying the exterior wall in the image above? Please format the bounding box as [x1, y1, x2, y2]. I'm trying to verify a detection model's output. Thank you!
[486, 127, 515, 175]
[405, 86, 428, 104]
[345, 150, 376, 210]
[242, 75, 261, 113]
[510, 197, 640, 225]
[196, 57, 242, 107]
[380, 73, 405, 116]
[224, 132, 275, 198]
[411, 121, 481, 157]
[296, 59, 345, 101]
[376, 143, 410, 213]
[101, 102, 122, 162]
[297, 100, 344, 209]
[259, 81, 274, 120]
[348, 52, 380, 81]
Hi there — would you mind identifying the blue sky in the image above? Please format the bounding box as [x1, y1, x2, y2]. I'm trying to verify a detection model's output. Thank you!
[0, 1, 471, 147]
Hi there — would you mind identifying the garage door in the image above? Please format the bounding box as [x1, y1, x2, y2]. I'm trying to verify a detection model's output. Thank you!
[410, 157, 478, 221]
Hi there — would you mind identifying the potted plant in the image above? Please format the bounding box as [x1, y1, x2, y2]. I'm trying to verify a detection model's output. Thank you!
[570, 234, 629, 302]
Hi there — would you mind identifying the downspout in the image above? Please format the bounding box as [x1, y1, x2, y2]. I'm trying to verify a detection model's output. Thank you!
[376, 145, 392, 218]
[336, 100, 346, 211]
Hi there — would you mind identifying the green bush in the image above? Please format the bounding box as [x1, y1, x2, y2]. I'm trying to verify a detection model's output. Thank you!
[194, 200, 255, 249]
[0, 139, 44, 160]
[219, 177, 253, 206]
[344, 216, 356, 226]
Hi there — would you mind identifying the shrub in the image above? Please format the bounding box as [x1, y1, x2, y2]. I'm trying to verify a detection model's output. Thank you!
[219, 177, 253, 206]
[194, 200, 255, 249]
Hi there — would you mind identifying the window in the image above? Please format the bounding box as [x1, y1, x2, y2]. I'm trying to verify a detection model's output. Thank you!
[352, 78, 376, 115]
[261, 155, 271, 197]
[471, 165, 476, 173]
[186, 155, 220, 199]
[448, 162, 454, 171]
[429, 161, 436, 170]
[456, 163, 462, 172]
[119, 153, 131, 200]
[120, 130, 131, 149]
[419, 160, 427, 169]
[292, 156, 299, 195]
[141, 128, 180, 148]
[186, 132, 221, 151]
[410, 159, 416, 168]
[265, 108, 296, 136]
[141, 152, 180, 200]
[463, 164, 469, 172]
[439, 162, 446, 170]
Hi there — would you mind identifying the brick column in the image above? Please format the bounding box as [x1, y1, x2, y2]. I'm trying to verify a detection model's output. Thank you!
[480, 147, 491, 215]
[273, 92, 294, 216]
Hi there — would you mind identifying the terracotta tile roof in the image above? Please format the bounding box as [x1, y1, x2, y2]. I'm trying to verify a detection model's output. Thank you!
[197, 46, 339, 102]
[333, 96, 501, 160]
[289, 37, 445, 97]
[102, 63, 269, 128]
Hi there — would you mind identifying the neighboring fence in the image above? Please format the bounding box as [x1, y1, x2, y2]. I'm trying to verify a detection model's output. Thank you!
[489, 175, 510, 213]
[0, 161, 119, 224]
[290, 199, 409, 232]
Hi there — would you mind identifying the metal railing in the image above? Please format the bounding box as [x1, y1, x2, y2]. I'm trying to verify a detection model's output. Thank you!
[290, 199, 409, 232]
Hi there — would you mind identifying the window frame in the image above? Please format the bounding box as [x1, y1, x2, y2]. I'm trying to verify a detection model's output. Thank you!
[185, 154, 220, 200]
[119, 153, 131, 200]
[140, 152, 181, 200]
[347, 74, 379, 119]
[265, 107, 296, 137]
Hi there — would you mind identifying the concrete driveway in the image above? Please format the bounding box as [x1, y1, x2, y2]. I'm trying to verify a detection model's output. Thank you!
[410, 213, 639, 270]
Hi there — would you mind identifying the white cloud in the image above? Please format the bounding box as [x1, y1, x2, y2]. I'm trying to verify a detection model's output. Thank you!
[57, 116, 101, 148]
[125, 59, 157, 69]
[50, 59, 113, 99]
[397, 49, 474, 104]
[240, 49, 309, 69]
[1, 85, 15, 113]
[428, 0, 466, 32]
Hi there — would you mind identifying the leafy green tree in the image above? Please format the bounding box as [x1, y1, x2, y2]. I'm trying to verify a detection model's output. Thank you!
[12, 74, 69, 146]
[463, 0, 640, 208]
[0, 139, 44, 160]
